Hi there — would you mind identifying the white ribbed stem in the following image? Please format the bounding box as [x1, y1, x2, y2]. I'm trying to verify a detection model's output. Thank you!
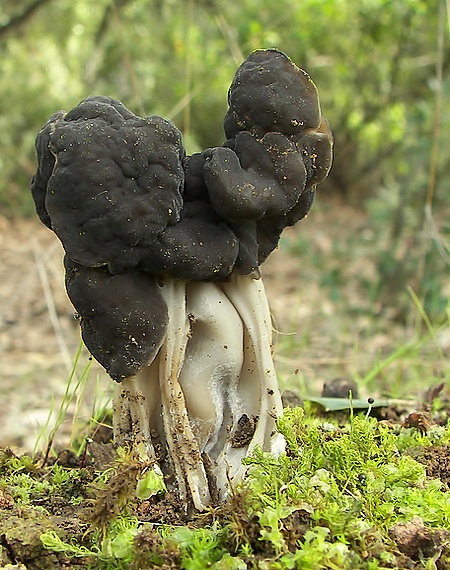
[113, 274, 284, 510]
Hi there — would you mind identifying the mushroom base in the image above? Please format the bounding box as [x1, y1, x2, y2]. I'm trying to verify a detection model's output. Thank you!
[113, 274, 285, 510]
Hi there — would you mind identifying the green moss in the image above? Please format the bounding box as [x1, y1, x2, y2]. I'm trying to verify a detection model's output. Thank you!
[3, 408, 450, 568]
[227, 407, 450, 568]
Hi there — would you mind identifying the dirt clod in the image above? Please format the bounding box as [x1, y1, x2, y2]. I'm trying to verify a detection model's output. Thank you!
[416, 445, 450, 490]
[230, 414, 258, 448]
[389, 516, 450, 561]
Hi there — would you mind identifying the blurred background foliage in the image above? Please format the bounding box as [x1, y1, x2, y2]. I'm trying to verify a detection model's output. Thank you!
[0, 0, 449, 322]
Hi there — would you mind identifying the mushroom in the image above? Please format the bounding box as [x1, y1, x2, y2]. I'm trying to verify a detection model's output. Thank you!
[30, 49, 333, 510]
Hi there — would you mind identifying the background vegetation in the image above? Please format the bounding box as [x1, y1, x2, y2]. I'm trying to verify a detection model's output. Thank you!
[2, 0, 447, 201]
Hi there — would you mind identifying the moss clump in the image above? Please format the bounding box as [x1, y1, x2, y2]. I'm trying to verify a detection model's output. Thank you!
[222, 407, 450, 568]
[3, 409, 450, 568]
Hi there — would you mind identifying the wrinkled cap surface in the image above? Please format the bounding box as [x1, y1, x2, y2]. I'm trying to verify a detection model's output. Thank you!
[139, 201, 239, 281]
[31, 110, 66, 229]
[224, 49, 321, 138]
[294, 118, 334, 189]
[64, 256, 168, 381]
[204, 131, 307, 221]
[42, 96, 185, 273]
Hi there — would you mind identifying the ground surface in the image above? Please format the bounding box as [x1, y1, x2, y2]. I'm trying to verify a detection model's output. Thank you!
[0, 200, 448, 452]
[1, 202, 450, 569]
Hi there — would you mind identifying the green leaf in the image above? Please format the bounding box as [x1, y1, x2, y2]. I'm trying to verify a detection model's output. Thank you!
[305, 397, 391, 412]
[259, 504, 298, 553]
[213, 553, 247, 569]
[136, 468, 167, 500]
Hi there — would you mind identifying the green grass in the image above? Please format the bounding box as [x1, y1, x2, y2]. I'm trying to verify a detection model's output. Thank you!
[33, 340, 112, 461]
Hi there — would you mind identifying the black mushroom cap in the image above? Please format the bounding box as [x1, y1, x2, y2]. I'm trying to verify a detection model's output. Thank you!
[138, 201, 239, 281]
[64, 95, 136, 123]
[226, 219, 260, 277]
[31, 110, 66, 229]
[224, 49, 321, 139]
[256, 187, 316, 264]
[42, 96, 186, 273]
[203, 131, 307, 221]
[209, 49, 333, 269]
[64, 256, 168, 381]
[294, 118, 334, 189]
[183, 153, 209, 202]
